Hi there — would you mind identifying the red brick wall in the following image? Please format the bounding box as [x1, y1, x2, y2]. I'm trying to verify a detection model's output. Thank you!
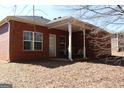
[85, 30, 111, 59]
[72, 32, 83, 55]
[0, 23, 10, 61]
[71, 30, 111, 59]
[0, 20, 111, 61]
[9, 20, 67, 61]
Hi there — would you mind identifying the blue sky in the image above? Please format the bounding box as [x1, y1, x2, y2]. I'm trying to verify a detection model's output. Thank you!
[0, 5, 72, 20]
[0, 5, 123, 32]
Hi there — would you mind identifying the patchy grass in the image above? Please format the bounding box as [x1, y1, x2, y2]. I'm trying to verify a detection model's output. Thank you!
[0, 61, 123, 88]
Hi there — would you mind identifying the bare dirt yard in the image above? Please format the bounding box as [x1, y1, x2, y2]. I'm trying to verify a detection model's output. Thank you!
[0, 60, 124, 88]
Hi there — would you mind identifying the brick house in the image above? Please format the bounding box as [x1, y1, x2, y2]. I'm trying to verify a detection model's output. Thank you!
[0, 16, 111, 62]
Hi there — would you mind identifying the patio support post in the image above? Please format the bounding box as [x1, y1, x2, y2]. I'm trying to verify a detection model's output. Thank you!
[68, 22, 73, 61]
[83, 28, 86, 58]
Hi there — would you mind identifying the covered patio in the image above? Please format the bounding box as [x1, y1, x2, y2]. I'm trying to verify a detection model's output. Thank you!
[47, 16, 95, 61]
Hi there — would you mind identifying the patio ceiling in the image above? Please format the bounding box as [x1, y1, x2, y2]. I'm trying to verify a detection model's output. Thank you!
[47, 24, 82, 32]
[46, 16, 94, 32]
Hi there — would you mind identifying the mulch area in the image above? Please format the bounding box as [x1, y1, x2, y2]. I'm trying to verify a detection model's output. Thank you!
[0, 60, 123, 88]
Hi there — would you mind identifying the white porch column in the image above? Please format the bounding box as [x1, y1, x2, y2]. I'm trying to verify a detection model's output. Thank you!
[68, 22, 73, 61]
[83, 29, 86, 58]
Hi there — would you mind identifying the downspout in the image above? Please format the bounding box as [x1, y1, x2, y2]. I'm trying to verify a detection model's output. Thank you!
[83, 29, 86, 58]
[7, 21, 11, 62]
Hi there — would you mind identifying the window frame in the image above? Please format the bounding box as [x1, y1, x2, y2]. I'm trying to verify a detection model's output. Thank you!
[34, 32, 43, 51]
[118, 34, 124, 52]
[23, 31, 43, 51]
[23, 31, 33, 51]
[111, 34, 117, 39]
[118, 47, 124, 52]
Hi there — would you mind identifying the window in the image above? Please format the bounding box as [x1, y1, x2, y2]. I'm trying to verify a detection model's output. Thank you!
[59, 35, 66, 50]
[23, 31, 43, 51]
[34, 32, 43, 50]
[23, 32, 33, 50]
[111, 34, 117, 38]
[59, 35, 66, 57]
[119, 34, 124, 38]
[118, 47, 124, 52]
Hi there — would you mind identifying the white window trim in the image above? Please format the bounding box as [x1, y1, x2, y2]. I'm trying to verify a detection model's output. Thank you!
[23, 31, 43, 51]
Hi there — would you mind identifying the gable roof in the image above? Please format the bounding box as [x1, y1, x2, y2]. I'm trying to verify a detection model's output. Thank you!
[0, 16, 50, 26]
[47, 16, 110, 33]
[0, 16, 110, 33]
[15, 16, 50, 24]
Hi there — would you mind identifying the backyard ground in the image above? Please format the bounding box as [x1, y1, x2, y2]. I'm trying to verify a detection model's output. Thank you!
[0, 60, 124, 88]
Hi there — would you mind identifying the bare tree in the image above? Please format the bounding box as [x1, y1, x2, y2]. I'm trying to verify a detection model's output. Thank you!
[68, 5, 124, 65]
[67, 5, 124, 31]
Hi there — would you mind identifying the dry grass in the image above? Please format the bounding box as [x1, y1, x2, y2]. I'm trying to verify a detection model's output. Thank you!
[0, 61, 123, 88]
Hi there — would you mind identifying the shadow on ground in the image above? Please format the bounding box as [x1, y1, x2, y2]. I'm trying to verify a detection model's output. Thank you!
[12, 59, 76, 69]
[91, 59, 124, 67]
[12, 57, 124, 68]
[0, 84, 12, 88]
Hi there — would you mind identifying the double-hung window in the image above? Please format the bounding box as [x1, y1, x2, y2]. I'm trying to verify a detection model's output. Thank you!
[23, 31, 43, 51]
[34, 32, 43, 50]
[23, 31, 33, 50]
